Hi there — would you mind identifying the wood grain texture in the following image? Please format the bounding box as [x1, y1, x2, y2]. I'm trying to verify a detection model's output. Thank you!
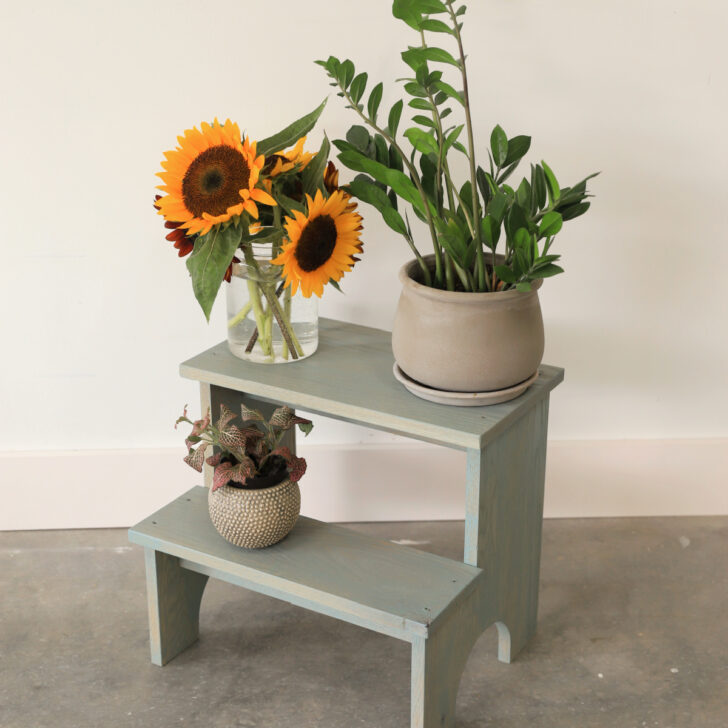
[464, 397, 550, 663]
[129, 487, 482, 642]
[180, 319, 564, 450]
[411, 578, 491, 728]
[143, 548, 208, 666]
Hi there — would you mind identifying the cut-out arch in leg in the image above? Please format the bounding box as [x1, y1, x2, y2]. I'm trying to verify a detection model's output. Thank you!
[410, 579, 489, 728]
[464, 397, 550, 664]
[144, 548, 209, 666]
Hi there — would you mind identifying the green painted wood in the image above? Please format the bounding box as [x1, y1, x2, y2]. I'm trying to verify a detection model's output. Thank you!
[129, 487, 482, 644]
[180, 318, 564, 450]
[411, 584, 491, 728]
[143, 548, 208, 666]
[464, 397, 550, 663]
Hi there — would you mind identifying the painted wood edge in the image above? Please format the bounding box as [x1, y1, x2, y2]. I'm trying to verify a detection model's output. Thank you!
[178, 362, 479, 449]
[129, 529, 431, 639]
[178, 558, 423, 642]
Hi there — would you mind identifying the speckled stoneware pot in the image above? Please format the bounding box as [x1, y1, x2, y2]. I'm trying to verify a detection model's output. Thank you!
[392, 254, 544, 393]
[208, 477, 300, 549]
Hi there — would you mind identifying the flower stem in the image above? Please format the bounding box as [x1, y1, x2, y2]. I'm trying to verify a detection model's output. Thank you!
[228, 300, 253, 329]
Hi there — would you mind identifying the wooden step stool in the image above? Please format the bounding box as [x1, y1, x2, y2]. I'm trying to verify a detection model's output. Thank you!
[129, 486, 493, 728]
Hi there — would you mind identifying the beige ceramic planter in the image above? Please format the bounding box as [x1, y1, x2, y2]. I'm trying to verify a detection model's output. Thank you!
[392, 255, 545, 392]
[208, 477, 300, 549]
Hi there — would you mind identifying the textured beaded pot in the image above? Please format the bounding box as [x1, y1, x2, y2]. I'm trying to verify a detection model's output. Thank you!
[208, 477, 301, 549]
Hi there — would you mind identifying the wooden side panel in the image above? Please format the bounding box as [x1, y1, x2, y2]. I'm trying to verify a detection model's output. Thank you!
[410, 575, 488, 728]
[144, 548, 208, 666]
[464, 397, 550, 663]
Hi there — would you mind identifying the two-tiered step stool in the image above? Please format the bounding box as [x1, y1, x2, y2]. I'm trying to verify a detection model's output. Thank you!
[129, 318, 563, 727]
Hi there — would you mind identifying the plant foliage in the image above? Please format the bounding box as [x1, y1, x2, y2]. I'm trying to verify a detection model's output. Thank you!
[318, 0, 597, 291]
[177, 404, 313, 491]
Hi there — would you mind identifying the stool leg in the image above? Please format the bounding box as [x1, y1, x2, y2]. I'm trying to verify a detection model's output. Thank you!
[464, 397, 550, 663]
[410, 584, 486, 728]
[144, 548, 209, 666]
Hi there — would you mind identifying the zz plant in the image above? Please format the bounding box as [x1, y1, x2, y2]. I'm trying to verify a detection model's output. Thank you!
[318, 0, 597, 292]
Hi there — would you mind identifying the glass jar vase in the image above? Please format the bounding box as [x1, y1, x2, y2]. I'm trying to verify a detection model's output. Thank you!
[226, 242, 318, 363]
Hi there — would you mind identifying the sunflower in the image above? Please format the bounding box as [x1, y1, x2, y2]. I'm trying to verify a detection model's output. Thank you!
[264, 136, 314, 179]
[272, 189, 363, 298]
[156, 119, 276, 237]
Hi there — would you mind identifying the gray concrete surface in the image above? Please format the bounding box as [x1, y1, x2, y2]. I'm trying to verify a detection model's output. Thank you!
[1, 517, 726, 727]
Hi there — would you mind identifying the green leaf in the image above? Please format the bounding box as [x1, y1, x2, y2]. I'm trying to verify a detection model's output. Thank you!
[490, 124, 508, 167]
[346, 125, 370, 152]
[480, 215, 501, 250]
[455, 5, 467, 15]
[373, 134, 389, 165]
[516, 282, 532, 292]
[408, 98, 434, 111]
[413, 114, 437, 128]
[337, 149, 429, 216]
[186, 225, 242, 321]
[433, 80, 463, 104]
[476, 167, 492, 207]
[558, 201, 591, 220]
[404, 81, 428, 98]
[443, 124, 464, 153]
[393, 0, 447, 30]
[401, 46, 460, 72]
[541, 160, 561, 203]
[257, 99, 327, 157]
[404, 127, 439, 155]
[389, 144, 404, 172]
[516, 178, 531, 209]
[531, 164, 547, 210]
[503, 135, 531, 166]
[505, 203, 529, 241]
[421, 18, 453, 33]
[367, 82, 384, 122]
[487, 190, 509, 223]
[538, 211, 563, 238]
[349, 72, 368, 104]
[340, 59, 355, 89]
[530, 264, 564, 279]
[494, 265, 516, 284]
[348, 177, 408, 236]
[388, 99, 404, 137]
[301, 135, 330, 197]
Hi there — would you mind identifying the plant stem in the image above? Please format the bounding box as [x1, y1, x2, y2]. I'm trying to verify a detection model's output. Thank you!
[228, 300, 253, 329]
[282, 287, 292, 360]
[446, 0, 488, 291]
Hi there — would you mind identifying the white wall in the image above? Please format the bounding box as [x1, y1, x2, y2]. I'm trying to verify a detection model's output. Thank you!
[1, 1, 726, 528]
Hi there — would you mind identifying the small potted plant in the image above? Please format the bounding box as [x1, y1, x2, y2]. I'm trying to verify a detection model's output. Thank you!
[318, 0, 597, 401]
[177, 403, 313, 549]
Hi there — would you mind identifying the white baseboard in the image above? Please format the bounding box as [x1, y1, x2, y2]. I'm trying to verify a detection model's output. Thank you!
[1, 439, 726, 531]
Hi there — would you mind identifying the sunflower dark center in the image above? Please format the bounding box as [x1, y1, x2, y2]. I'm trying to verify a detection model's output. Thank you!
[294, 215, 338, 272]
[182, 145, 250, 217]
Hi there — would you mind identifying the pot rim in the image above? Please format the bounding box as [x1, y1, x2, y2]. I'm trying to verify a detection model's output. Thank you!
[212, 476, 296, 495]
[399, 254, 542, 303]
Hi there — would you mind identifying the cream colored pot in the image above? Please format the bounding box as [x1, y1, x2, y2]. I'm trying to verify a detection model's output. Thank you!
[392, 256, 544, 392]
[208, 477, 300, 549]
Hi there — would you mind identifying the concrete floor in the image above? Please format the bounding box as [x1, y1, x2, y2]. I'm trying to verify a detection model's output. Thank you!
[1, 517, 726, 728]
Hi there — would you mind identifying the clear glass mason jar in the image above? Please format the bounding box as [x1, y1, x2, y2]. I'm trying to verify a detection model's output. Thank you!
[226, 242, 318, 363]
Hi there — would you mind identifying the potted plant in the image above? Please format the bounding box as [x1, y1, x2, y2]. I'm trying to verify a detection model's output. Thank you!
[177, 403, 313, 548]
[154, 105, 364, 364]
[318, 0, 597, 400]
